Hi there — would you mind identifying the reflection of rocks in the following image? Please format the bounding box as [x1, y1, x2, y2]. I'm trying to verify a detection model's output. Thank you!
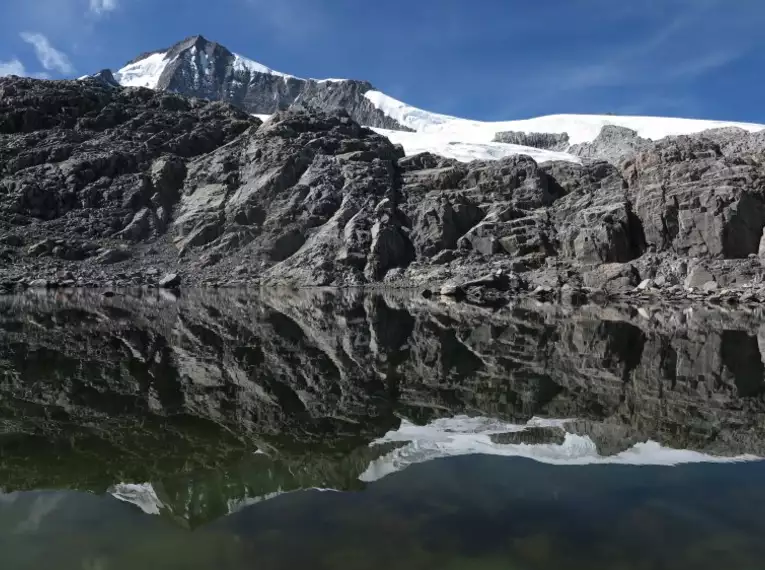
[564, 420, 650, 456]
[490, 427, 566, 446]
[1, 289, 765, 497]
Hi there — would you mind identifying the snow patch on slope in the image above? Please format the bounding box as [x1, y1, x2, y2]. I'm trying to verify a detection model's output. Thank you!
[114, 52, 172, 89]
[373, 128, 581, 164]
[359, 416, 761, 482]
[232, 53, 295, 80]
[364, 90, 765, 146]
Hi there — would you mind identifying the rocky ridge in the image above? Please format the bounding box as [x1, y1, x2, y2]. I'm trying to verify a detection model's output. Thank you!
[2, 76, 765, 299]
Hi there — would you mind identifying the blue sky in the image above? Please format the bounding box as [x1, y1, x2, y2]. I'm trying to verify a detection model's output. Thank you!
[1, 0, 764, 122]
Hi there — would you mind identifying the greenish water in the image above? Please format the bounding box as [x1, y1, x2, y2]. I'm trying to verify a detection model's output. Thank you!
[2, 457, 765, 569]
[1, 289, 764, 569]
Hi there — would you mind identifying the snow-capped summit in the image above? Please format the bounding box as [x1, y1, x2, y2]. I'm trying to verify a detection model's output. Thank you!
[99, 35, 407, 131]
[113, 35, 298, 97]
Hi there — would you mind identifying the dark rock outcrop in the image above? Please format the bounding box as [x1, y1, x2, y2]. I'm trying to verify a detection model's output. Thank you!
[173, 108, 408, 285]
[623, 135, 765, 258]
[0, 75, 253, 248]
[698, 126, 765, 157]
[569, 125, 651, 165]
[86, 69, 121, 89]
[493, 130, 570, 150]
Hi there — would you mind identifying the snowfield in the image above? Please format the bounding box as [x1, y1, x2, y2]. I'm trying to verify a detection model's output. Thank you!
[113, 52, 172, 89]
[232, 53, 295, 79]
[108, 482, 164, 515]
[372, 127, 582, 164]
[364, 89, 765, 163]
[364, 90, 765, 146]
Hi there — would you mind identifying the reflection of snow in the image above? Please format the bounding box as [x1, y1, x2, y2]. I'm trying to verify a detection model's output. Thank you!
[227, 488, 338, 514]
[359, 416, 762, 482]
[227, 490, 285, 514]
[108, 483, 164, 515]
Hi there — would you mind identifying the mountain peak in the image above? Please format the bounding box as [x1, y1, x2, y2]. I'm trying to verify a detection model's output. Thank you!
[165, 34, 231, 61]
[105, 35, 410, 130]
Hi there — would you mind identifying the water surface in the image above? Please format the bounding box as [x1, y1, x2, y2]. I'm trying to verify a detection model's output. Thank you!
[1, 289, 764, 569]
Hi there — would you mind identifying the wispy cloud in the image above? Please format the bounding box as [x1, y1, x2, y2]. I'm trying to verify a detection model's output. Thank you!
[614, 95, 701, 117]
[19, 32, 74, 74]
[517, 3, 750, 98]
[542, 48, 744, 94]
[89, 0, 118, 17]
[664, 50, 744, 80]
[486, 0, 761, 119]
[244, 0, 326, 41]
[0, 58, 51, 79]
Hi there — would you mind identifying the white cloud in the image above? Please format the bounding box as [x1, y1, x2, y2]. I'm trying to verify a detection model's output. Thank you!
[19, 32, 74, 75]
[89, 0, 118, 16]
[0, 59, 26, 77]
[0, 58, 50, 79]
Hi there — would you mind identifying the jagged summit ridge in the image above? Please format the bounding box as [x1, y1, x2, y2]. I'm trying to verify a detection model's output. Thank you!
[98, 34, 410, 131]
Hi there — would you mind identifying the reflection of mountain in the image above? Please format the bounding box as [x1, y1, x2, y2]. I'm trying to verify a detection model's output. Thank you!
[1, 290, 765, 525]
[104, 442, 399, 528]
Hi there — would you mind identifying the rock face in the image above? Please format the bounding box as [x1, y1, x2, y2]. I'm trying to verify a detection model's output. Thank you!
[699, 126, 765, 157]
[569, 125, 651, 165]
[623, 136, 765, 258]
[107, 35, 411, 132]
[174, 108, 407, 285]
[2, 76, 765, 291]
[0, 75, 252, 247]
